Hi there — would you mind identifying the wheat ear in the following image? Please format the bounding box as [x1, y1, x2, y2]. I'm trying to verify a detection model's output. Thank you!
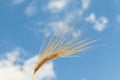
[32, 32, 96, 80]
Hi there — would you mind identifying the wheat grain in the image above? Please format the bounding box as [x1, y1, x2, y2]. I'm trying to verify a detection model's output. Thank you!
[32, 30, 96, 80]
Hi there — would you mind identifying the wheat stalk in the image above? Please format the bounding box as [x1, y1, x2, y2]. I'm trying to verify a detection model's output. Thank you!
[32, 31, 96, 80]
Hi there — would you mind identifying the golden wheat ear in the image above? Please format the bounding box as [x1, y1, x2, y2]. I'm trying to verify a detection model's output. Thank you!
[32, 31, 96, 80]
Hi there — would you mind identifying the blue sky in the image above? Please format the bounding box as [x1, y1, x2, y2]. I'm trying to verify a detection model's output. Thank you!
[0, 0, 120, 80]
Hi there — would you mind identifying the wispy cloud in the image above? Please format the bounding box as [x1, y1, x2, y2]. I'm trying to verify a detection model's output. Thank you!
[0, 47, 55, 80]
[81, 0, 90, 10]
[50, 21, 71, 34]
[86, 13, 108, 32]
[47, 0, 90, 13]
[43, 21, 81, 38]
[72, 29, 81, 38]
[48, 0, 68, 13]
[12, 0, 24, 5]
[26, 0, 92, 38]
[41, 0, 91, 36]
[24, 1, 37, 17]
[42, 21, 72, 37]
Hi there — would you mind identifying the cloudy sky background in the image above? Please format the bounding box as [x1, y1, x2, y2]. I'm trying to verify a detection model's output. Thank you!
[0, 0, 120, 80]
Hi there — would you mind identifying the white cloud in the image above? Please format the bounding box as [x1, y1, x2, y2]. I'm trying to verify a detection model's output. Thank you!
[42, 21, 82, 39]
[50, 21, 71, 34]
[0, 47, 55, 80]
[72, 29, 81, 38]
[46, 0, 90, 14]
[86, 13, 108, 32]
[48, 21, 73, 34]
[26, 0, 91, 36]
[82, 0, 90, 10]
[24, 1, 37, 17]
[48, 0, 68, 12]
[12, 0, 24, 5]
[94, 17, 108, 32]
[86, 13, 96, 23]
